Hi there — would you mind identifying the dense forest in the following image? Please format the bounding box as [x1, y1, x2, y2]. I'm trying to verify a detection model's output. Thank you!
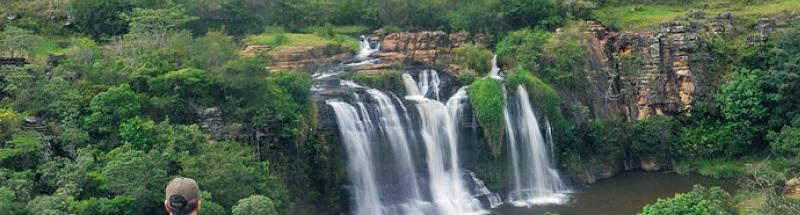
[1, 0, 799, 214]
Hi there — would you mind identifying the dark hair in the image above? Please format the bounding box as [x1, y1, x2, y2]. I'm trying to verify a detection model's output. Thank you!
[168, 194, 198, 215]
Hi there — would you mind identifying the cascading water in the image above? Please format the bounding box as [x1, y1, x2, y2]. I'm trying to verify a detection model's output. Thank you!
[405, 73, 489, 214]
[505, 85, 569, 207]
[489, 55, 502, 80]
[328, 70, 497, 215]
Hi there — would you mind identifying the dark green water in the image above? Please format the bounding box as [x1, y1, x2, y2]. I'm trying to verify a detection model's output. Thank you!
[492, 171, 736, 215]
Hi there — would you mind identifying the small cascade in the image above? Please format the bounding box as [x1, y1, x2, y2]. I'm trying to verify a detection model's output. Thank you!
[545, 119, 556, 163]
[489, 55, 503, 80]
[505, 85, 569, 207]
[348, 35, 381, 66]
[466, 171, 503, 209]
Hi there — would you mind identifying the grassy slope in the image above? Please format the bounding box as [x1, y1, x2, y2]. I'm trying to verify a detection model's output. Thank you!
[594, 0, 800, 31]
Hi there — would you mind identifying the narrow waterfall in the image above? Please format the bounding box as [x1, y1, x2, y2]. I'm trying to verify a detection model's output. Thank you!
[506, 85, 569, 206]
[356, 35, 380, 60]
[489, 55, 502, 80]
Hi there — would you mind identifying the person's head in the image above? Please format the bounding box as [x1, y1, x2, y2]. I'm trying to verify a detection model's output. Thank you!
[165, 177, 201, 215]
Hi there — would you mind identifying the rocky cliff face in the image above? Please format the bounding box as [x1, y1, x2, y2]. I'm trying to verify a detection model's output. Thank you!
[241, 44, 353, 72]
[363, 30, 489, 71]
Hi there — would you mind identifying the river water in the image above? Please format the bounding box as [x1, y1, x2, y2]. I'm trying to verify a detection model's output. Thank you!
[492, 171, 736, 215]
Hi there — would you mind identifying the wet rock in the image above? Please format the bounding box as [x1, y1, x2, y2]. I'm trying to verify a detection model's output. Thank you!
[640, 159, 661, 172]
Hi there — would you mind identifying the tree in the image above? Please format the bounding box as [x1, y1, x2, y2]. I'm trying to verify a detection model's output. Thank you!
[69, 0, 133, 38]
[180, 141, 287, 210]
[83, 84, 143, 135]
[768, 116, 800, 156]
[231, 195, 278, 215]
[716, 69, 769, 122]
[147, 68, 219, 123]
[0, 108, 21, 140]
[0, 26, 39, 58]
[629, 116, 677, 162]
[0, 186, 23, 215]
[101, 147, 168, 212]
[639, 185, 734, 215]
[25, 195, 73, 215]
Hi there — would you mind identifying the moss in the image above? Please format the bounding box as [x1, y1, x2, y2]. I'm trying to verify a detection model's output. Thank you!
[506, 67, 561, 119]
[468, 78, 506, 157]
[352, 70, 404, 93]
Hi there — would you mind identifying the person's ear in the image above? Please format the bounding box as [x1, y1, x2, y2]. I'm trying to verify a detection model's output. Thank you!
[164, 200, 171, 213]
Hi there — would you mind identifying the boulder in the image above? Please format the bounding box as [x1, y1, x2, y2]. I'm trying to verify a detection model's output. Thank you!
[640, 159, 661, 172]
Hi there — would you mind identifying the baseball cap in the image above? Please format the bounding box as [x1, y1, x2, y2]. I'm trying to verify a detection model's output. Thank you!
[165, 177, 201, 215]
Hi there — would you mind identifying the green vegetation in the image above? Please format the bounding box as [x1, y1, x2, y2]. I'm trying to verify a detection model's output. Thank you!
[639, 185, 735, 215]
[594, 0, 800, 31]
[452, 43, 493, 75]
[468, 78, 506, 157]
[353, 70, 404, 93]
[245, 32, 359, 54]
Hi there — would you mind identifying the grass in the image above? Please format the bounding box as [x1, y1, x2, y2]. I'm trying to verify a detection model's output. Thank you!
[244, 33, 359, 53]
[594, 0, 800, 31]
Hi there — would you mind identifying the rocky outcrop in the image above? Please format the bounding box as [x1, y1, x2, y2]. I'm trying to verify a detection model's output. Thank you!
[367, 31, 488, 69]
[198, 107, 223, 140]
[241, 44, 353, 72]
[785, 177, 800, 199]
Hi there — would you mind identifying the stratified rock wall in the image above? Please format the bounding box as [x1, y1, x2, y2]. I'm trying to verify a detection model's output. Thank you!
[586, 19, 709, 121]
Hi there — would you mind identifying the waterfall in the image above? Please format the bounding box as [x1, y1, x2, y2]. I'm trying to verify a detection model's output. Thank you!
[506, 85, 569, 207]
[489, 55, 502, 80]
[327, 100, 385, 215]
[328, 71, 496, 214]
[356, 35, 380, 60]
[405, 72, 488, 214]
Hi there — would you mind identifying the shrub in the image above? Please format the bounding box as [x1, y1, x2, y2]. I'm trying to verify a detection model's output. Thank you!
[696, 160, 747, 179]
[639, 185, 735, 215]
[768, 117, 800, 156]
[452, 43, 493, 75]
[629, 116, 678, 162]
[678, 120, 755, 158]
[496, 29, 550, 68]
[468, 78, 506, 157]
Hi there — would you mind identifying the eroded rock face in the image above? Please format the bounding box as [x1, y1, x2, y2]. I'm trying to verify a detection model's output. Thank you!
[241, 44, 353, 72]
[586, 19, 708, 121]
[368, 31, 488, 69]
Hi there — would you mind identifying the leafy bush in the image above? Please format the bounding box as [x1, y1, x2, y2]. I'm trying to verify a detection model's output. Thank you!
[629, 116, 678, 162]
[452, 43, 493, 75]
[496, 29, 551, 68]
[768, 116, 800, 156]
[639, 185, 735, 215]
[678, 120, 755, 158]
[468, 78, 506, 157]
